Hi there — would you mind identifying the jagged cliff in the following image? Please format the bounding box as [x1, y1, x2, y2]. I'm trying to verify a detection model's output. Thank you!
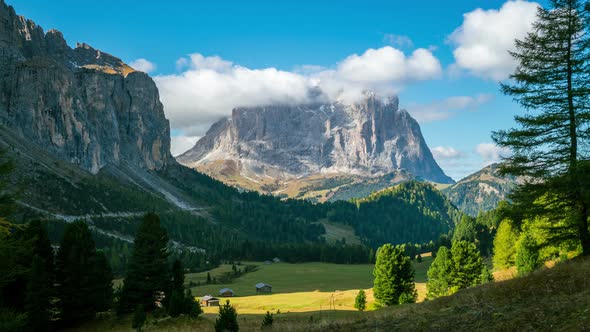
[178, 94, 454, 195]
[0, 0, 171, 174]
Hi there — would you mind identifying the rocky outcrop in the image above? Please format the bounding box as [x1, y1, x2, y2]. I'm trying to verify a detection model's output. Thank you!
[0, 0, 171, 174]
[442, 163, 521, 216]
[178, 94, 454, 184]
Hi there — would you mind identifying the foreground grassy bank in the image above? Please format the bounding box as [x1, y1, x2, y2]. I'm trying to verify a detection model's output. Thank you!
[326, 256, 590, 331]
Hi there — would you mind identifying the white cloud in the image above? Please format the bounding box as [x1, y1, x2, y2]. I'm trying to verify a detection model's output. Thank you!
[476, 143, 511, 164]
[449, 0, 539, 80]
[155, 46, 442, 136]
[170, 135, 200, 156]
[383, 34, 414, 49]
[431, 146, 462, 160]
[156, 57, 314, 134]
[407, 93, 494, 123]
[130, 58, 157, 73]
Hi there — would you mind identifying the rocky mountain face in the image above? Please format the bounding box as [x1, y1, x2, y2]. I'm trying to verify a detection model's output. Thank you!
[0, 0, 171, 174]
[178, 94, 453, 199]
[442, 163, 520, 216]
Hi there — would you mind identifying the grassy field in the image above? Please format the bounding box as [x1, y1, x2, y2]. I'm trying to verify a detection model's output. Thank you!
[72, 258, 433, 331]
[189, 257, 433, 315]
[319, 220, 362, 245]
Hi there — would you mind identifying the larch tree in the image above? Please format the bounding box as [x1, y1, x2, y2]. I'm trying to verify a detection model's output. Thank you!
[493, 219, 520, 269]
[493, 0, 590, 255]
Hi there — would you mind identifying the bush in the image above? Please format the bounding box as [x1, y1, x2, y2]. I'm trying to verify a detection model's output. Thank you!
[261, 311, 273, 330]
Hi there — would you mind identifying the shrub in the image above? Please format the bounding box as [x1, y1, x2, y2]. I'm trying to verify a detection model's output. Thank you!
[354, 289, 367, 311]
[261, 311, 273, 330]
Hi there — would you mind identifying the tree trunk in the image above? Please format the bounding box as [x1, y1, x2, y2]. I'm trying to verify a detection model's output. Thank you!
[564, 2, 589, 255]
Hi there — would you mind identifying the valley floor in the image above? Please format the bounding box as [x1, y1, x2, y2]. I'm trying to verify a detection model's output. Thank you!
[70, 256, 589, 331]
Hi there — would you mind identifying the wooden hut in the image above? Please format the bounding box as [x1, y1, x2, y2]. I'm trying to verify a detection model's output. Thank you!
[200, 295, 220, 307]
[255, 282, 272, 294]
[219, 288, 234, 297]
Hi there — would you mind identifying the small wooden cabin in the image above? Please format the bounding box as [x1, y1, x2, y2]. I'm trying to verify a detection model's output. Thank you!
[219, 288, 234, 297]
[200, 295, 220, 307]
[255, 282, 272, 294]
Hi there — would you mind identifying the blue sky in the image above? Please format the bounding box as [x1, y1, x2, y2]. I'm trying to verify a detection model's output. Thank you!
[10, 0, 548, 180]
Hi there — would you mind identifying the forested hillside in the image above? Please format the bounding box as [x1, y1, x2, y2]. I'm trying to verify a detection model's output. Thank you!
[327, 181, 461, 247]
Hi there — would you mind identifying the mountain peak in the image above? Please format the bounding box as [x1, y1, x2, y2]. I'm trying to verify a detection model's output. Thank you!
[178, 96, 454, 191]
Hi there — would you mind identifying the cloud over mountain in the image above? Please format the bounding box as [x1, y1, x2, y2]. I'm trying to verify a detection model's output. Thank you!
[155, 46, 441, 137]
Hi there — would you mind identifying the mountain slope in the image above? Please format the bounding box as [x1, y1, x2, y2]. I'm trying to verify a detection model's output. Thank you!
[178, 94, 454, 201]
[0, 3, 171, 174]
[442, 163, 520, 216]
[0, 0, 459, 273]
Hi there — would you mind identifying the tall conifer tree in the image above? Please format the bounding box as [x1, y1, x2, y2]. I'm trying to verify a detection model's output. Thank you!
[120, 213, 170, 312]
[56, 221, 112, 325]
[494, 0, 590, 254]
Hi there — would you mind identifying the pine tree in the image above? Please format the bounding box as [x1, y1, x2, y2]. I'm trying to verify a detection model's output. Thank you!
[427, 242, 489, 299]
[354, 289, 367, 311]
[56, 221, 110, 325]
[426, 246, 453, 299]
[25, 220, 54, 282]
[373, 244, 416, 306]
[493, 219, 519, 269]
[515, 233, 540, 275]
[215, 300, 239, 332]
[184, 289, 202, 319]
[168, 289, 184, 317]
[452, 215, 477, 243]
[120, 213, 170, 313]
[89, 251, 114, 312]
[493, 0, 590, 255]
[450, 240, 484, 289]
[171, 259, 184, 292]
[168, 259, 185, 317]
